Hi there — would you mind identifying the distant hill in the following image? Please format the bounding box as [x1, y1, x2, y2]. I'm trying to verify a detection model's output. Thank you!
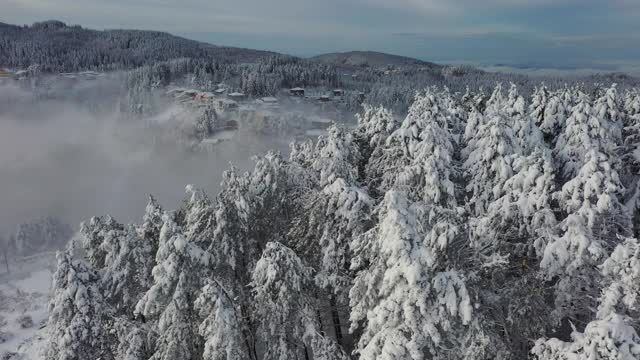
[310, 51, 440, 68]
[0, 20, 278, 72]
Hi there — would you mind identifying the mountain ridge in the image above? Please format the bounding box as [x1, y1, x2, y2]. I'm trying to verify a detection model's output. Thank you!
[0, 20, 447, 73]
[310, 50, 441, 68]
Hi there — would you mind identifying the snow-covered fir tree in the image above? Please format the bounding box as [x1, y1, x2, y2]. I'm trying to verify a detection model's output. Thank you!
[533, 238, 640, 359]
[252, 241, 348, 360]
[46, 249, 117, 360]
[541, 149, 631, 334]
[539, 93, 568, 143]
[463, 108, 520, 216]
[530, 85, 549, 128]
[554, 91, 595, 180]
[195, 280, 249, 360]
[350, 191, 472, 360]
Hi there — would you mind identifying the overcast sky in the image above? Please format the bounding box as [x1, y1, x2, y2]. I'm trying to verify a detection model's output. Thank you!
[4, 0, 640, 70]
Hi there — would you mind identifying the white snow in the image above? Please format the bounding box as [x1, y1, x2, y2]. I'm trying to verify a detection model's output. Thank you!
[0, 255, 53, 360]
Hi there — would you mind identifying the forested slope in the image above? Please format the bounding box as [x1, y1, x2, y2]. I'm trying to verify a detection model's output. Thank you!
[0, 20, 276, 72]
[45, 83, 640, 359]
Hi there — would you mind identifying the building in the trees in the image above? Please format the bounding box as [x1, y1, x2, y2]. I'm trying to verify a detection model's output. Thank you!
[0, 69, 10, 78]
[196, 92, 215, 102]
[311, 117, 333, 129]
[215, 98, 238, 112]
[319, 95, 331, 102]
[166, 88, 185, 97]
[184, 90, 198, 99]
[259, 97, 279, 108]
[289, 87, 305, 97]
[14, 70, 28, 80]
[333, 89, 345, 97]
[228, 92, 246, 101]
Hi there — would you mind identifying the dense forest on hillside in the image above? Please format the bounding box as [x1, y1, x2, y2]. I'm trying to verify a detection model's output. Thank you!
[46, 83, 640, 359]
[0, 20, 275, 72]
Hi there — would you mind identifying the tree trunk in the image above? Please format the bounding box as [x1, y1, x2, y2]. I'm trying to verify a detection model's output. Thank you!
[2, 249, 9, 274]
[304, 344, 310, 360]
[329, 295, 343, 346]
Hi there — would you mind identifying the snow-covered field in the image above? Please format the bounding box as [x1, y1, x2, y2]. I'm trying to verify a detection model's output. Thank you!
[0, 253, 54, 360]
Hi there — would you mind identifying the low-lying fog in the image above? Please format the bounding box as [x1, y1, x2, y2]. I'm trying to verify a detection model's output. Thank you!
[0, 80, 292, 236]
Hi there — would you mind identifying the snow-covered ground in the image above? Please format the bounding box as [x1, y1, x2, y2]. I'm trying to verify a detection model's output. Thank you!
[0, 253, 54, 360]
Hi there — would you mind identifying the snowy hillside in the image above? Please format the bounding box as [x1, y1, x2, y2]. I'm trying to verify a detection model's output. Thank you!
[0, 20, 277, 73]
[0, 253, 54, 360]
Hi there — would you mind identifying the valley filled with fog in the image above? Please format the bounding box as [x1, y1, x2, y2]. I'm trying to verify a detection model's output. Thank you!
[0, 76, 298, 238]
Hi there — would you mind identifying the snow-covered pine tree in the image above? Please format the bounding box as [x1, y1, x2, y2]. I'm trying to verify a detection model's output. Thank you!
[135, 211, 208, 319]
[391, 93, 458, 204]
[80, 215, 124, 269]
[623, 89, 640, 117]
[592, 84, 623, 161]
[98, 196, 163, 313]
[195, 280, 250, 360]
[485, 82, 505, 116]
[544, 150, 630, 275]
[471, 148, 558, 358]
[555, 84, 623, 177]
[529, 85, 549, 128]
[541, 149, 631, 331]
[354, 104, 399, 189]
[114, 325, 155, 360]
[462, 106, 484, 151]
[532, 238, 640, 359]
[312, 125, 361, 188]
[553, 91, 594, 180]
[247, 151, 292, 252]
[370, 90, 462, 202]
[463, 109, 520, 217]
[539, 93, 567, 145]
[473, 147, 557, 260]
[288, 124, 373, 351]
[101, 225, 156, 313]
[183, 185, 216, 250]
[291, 125, 369, 285]
[531, 313, 640, 359]
[598, 237, 640, 318]
[137, 195, 163, 254]
[289, 139, 315, 171]
[355, 104, 398, 153]
[46, 250, 117, 360]
[506, 83, 545, 154]
[251, 241, 348, 360]
[135, 212, 209, 360]
[439, 86, 468, 139]
[350, 93, 471, 358]
[150, 271, 202, 360]
[202, 167, 262, 357]
[350, 191, 472, 360]
[623, 111, 640, 238]
[208, 167, 252, 280]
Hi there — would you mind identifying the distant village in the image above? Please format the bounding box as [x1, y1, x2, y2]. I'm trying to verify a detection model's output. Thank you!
[166, 84, 364, 112]
[164, 83, 365, 147]
[1, 67, 367, 147]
